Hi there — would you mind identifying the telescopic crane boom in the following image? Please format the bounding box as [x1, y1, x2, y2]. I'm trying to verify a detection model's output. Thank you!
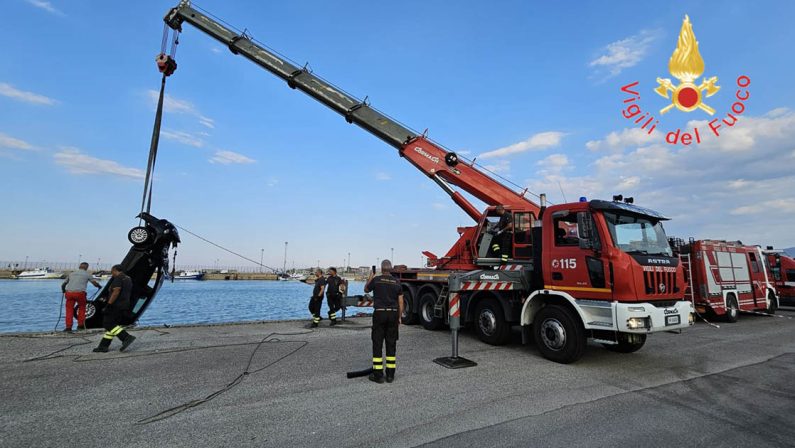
[164, 3, 540, 223]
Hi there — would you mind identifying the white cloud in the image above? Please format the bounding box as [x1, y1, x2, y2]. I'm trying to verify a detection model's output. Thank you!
[482, 159, 511, 174]
[0, 82, 57, 106]
[161, 130, 204, 148]
[586, 128, 661, 151]
[266, 177, 279, 187]
[535, 108, 795, 247]
[209, 150, 255, 165]
[147, 90, 214, 128]
[198, 116, 215, 129]
[53, 147, 144, 179]
[26, 0, 63, 16]
[0, 132, 35, 150]
[731, 198, 795, 216]
[479, 131, 565, 159]
[375, 171, 392, 181]
[590, 29, 661, 78]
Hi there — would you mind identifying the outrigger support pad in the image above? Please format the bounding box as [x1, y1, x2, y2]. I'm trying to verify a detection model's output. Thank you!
[433, 355, 477, 369]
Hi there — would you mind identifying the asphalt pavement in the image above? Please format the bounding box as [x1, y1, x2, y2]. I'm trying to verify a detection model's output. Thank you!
[2, 307, 794, 448]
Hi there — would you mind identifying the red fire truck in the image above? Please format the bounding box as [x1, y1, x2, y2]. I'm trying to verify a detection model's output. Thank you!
[672, 239, 778, 322]
[159, 2, 695, 363]
[763, 249, 795, 306]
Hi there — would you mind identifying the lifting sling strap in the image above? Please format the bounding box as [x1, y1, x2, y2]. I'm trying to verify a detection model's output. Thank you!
[140, 24, 180, 216]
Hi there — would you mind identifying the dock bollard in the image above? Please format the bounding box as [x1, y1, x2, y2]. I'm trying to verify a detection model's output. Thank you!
[433, 292, 477, 369]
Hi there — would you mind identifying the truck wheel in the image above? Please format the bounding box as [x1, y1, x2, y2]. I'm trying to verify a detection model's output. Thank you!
[418, 291, 443, 331]
[725, 295, 739, 323]
[603, 333, 646, 353]
[401, 290, 417, 325]
[473, 298, 510, 345]
[533, 305, 586, 364]
[766, 291, 778, 314]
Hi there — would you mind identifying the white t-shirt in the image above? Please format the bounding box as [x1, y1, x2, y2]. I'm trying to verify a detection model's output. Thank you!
[64, 270, 92, 292]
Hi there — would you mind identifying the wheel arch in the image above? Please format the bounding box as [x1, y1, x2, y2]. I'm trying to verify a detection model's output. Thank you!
[520, 290, 587, 328]
[463, 290, 505, 323]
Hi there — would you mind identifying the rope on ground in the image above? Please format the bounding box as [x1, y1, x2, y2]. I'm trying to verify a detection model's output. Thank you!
[136, 331, 311, 425]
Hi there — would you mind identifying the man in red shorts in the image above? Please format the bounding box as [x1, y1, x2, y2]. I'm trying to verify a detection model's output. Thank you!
[61, 262, 102, 332]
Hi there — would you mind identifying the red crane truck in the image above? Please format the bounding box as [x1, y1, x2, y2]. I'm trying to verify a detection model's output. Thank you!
[763, 249, 795, 306]
[671, 239, 778, 322]
[162, 2, 694, 363]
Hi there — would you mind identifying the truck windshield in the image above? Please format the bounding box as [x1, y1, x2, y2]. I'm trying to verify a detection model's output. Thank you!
[603, 212, 673, 256]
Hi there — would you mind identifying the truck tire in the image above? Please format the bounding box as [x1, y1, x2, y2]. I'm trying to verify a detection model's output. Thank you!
[725, 294, 739, 323]
[418, 291, 443, 331]
[473, 298, 510, 345]
[533, 305, 586, 364]
[603, 333, 646, 353]
[401, 288, 417, 325]
[766, 291, 778, 314]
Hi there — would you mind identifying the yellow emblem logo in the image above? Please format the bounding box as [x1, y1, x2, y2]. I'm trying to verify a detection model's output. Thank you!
[655, 15, 719, 115]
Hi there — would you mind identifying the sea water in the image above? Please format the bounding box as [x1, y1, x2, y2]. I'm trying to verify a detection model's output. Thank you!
[0, 279, 366, 333]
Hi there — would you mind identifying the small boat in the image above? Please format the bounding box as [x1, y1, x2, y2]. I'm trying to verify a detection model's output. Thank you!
[288, 272, 307, 281]
[173, 270, 205, 280]
[15, 267, 65, 279]
[92, 270, 112, 280]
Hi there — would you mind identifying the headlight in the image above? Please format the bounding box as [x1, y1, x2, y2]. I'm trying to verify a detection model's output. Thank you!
[688, 313, 695, 325]
[627, 317, 650, 329]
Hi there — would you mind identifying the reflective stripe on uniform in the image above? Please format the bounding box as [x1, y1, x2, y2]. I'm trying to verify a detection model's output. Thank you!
[372, 357, 383, 363]
[329, 312, 336, 318]
[110, 326, 124, 336]
[492, 244, 500, 251]
[386, 356, 396, 361]
[103, 333, 114, 340]
[386, 363, 396, 368]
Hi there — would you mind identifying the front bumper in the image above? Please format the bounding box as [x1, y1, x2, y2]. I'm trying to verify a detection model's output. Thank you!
[614, 300, 694, 333]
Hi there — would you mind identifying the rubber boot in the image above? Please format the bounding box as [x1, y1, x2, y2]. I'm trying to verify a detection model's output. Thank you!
[93, 339, 111, 353]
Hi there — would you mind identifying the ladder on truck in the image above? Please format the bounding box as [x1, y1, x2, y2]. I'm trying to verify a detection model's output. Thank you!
[434, 285, 450, 321]
[680, 253, 695, 304]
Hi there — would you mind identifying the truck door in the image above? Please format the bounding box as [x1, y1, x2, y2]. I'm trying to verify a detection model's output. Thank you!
[546, 210, 611, 300]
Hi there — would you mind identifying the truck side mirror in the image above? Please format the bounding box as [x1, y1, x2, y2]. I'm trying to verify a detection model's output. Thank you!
[577, 212, 601, 252]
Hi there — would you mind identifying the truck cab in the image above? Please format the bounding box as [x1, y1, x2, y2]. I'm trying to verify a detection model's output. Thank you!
[519, 199, 694, 363]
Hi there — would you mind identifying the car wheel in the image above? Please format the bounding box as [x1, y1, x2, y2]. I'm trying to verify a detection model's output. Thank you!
[128, 226, 153, 246]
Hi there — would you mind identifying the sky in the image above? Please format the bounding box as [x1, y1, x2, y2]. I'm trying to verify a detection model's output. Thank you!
[1, 0, 794, 270]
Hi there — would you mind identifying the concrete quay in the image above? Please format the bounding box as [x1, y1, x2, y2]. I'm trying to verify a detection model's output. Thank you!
[2, 309, 795, 447]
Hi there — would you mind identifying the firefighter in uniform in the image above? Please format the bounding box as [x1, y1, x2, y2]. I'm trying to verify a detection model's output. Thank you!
[364, 260, 404, 384]
[307, 269, 326, 327]
[325, 267, 343, 326]
[491, 205, 513, 263]
[93, 265, 136, 353]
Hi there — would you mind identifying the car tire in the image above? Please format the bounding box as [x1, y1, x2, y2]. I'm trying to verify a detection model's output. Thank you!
[128, 226, 153, 247]
[533, 305, 586, 364]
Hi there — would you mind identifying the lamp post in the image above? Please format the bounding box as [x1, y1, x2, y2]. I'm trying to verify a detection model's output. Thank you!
[260, 249, 264, 273]
[283, 242, 288, 274]
[390, 247, 394, 263]
[347, 252, 351, 272]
